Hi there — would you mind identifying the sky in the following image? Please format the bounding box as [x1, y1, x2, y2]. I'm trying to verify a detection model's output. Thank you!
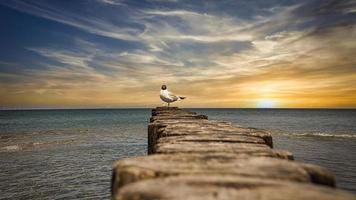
[0, 0, 356, 108]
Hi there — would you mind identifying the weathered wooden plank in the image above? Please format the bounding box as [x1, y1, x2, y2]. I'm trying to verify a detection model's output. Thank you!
[150, 114, 208, 122]
[154, 141, 291, 158]
[148, 120, 274, 153]
[156, 134, 266, 144]
[113, 175, 356, 200]
[112, 155, 334, 189]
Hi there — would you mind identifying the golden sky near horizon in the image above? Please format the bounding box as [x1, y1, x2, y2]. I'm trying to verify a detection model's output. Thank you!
[1, 0, 356, 108]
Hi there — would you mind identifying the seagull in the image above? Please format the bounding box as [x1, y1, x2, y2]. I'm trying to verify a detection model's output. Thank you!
[160, 85, 186, 107]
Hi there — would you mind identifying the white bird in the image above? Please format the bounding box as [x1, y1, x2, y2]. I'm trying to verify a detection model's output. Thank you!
[160, 85, 186, 107]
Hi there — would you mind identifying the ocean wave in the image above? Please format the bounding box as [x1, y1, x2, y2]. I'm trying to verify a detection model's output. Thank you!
[0, 129, 88, 144]
[31, 129, 89, 135]
[275, 132, 356, 139]
[296, 133, 356, 138]
[0, 135, 13, 140]
[1, 145, 21, 151]
[0, 139, 75, 152]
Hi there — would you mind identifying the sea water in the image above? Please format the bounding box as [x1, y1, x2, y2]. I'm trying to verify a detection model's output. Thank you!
[0, 108, 355, 199]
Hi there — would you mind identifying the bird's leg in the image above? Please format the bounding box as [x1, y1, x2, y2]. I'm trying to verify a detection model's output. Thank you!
[168, 102, 170, 107]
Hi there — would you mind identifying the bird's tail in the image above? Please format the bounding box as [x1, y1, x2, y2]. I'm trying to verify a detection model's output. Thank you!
[178, 96, 186, 101]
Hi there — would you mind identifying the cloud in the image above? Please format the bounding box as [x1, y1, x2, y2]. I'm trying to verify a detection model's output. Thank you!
[0, 0, 140, 41]
[0, 0, 356, 108]
[140, 9, 253, 42]
[96, 0, 126, 6]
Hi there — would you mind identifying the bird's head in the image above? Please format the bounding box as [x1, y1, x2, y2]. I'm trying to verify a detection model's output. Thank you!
[161, 85, 167, 90]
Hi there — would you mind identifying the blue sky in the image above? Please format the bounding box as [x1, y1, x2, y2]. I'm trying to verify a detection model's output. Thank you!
[0, 0, 356, 108]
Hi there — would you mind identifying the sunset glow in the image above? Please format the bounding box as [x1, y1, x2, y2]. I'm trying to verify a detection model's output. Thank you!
[256, 99, 278, 108]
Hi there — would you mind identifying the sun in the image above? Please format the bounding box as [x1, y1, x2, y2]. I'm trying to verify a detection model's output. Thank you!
[256, 99, 278, 108]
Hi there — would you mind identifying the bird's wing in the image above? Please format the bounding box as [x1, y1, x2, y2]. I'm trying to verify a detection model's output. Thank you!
[168, 91, 179, 101]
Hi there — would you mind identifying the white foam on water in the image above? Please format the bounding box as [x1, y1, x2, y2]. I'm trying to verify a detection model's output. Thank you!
[1, 145, 21, 151]
[0, 139, 76, 152]
[275, 132, 356, 139]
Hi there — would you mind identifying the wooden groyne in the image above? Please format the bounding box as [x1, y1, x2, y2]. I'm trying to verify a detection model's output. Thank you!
[112, 107, 356, 200]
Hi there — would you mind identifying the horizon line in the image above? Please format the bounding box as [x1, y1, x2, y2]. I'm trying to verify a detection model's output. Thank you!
[1, 107, 356, 111]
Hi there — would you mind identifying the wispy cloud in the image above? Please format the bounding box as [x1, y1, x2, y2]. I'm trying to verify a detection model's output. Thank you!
[0, 0, 356, 108]
[96, 0, 126, 6]
[1, 0, 140, 41]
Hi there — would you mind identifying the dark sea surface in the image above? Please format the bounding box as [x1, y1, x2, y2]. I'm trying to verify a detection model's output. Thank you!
[0, 108, 356, 199]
